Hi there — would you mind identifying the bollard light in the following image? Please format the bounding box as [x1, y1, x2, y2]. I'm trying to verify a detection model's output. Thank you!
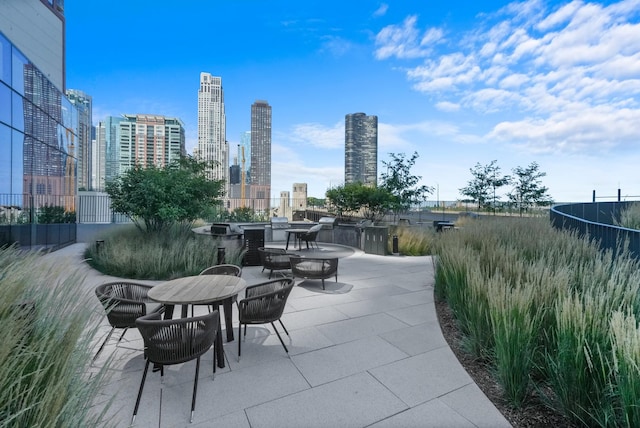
[392, 235, 399, 255]
[217, 247, 226, 264]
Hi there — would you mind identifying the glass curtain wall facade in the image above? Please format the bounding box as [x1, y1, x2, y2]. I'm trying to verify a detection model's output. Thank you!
[0, 31, 78, 246]
[345, 112, 378, 186]
[66, 89, 92, 191]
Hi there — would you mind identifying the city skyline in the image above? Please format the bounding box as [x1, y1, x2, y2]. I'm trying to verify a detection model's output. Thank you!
[65, 0, 640, 202]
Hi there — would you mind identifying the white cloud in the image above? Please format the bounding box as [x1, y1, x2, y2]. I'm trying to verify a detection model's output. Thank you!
[373, 3, 389, 17]
[435, 101, 460, 112]
[374, 16, 444, 60]
[281, 121, 344, 149]
[375, 0, 640, 156]
[320, 36, 354, 57]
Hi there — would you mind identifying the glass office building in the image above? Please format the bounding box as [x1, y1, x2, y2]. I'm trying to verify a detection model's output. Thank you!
[0, 31, 78, 246]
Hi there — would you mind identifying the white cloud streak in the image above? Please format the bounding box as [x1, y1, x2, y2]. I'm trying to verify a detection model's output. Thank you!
[373, 3, 389, 17]
[374, 16, 444, 60]
[374, 0, 640, 155]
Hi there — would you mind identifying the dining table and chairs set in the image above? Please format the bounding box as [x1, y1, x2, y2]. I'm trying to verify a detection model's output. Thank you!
[93, 220, 342, 423]
[94, 264, 296, 424]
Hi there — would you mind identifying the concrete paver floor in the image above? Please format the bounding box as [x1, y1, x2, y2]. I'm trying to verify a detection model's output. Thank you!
[46, 242, 511, 428]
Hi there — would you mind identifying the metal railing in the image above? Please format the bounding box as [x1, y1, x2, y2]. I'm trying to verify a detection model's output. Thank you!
[550, 202, 640, 260]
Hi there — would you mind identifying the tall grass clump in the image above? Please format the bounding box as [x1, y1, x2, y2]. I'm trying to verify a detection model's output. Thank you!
[544, 293, 616, 426]
[433, 216, 640, 426]
[85, 222, 245, 280]
[488, 278, 540, 408]
[387, 225, 434, 255]
[0, 246, 110, 427]
[610, 311, 640, 427]
[615, 202, 640, 230]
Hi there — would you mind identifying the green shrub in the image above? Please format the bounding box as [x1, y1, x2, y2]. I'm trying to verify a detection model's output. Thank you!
[85, 223, 245, 280]
[0, 246, 109, 427]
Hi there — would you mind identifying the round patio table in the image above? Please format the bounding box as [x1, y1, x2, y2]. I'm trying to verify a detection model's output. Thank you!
[148, 275, 246, 368]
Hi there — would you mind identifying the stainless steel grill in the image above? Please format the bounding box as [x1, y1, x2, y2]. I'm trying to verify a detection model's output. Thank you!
[318, 217, 337, 229]
[270, 217, 290, 229]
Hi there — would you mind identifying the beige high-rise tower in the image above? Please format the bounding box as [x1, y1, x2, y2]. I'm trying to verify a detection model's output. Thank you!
[198, 73, 228, 195]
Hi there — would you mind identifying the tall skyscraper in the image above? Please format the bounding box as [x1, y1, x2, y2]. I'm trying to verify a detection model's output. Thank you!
[240, 130, 251, 184]
[197, 72, 228, 194]
[66, 89, 92, 190]
[250, 100, 272, 211]
[345, 112, 378, 186]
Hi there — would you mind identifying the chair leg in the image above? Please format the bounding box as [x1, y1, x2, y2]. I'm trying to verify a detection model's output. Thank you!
[93, 326, 115, 362]
[191, 356, 201, 423]
[237, 323, 242, 361]
[212, 334, 216, 375]
[132, 359, 151, 425]
[271, 322, 289, 354]
[117, 327, 128, 343]
[278, 319, 290, 336]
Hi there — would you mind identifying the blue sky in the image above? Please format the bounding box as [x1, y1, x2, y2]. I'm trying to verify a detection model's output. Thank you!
[65, 0, 640, 202]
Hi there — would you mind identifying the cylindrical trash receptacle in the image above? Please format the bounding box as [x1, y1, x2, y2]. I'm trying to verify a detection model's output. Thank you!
[392, 235, 399, 255]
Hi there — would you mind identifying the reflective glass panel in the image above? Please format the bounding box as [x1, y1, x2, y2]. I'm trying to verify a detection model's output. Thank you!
[11, 129, 24, 196]
[0, 33, 10, 85]
[0, 124, 10, 195]
[12, 91, 24, 132]
[11, 47, 27, 96]
[0, 82, 9, 125]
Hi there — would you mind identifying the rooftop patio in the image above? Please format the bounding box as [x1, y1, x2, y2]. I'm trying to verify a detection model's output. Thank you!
[49, 242, 510, 428]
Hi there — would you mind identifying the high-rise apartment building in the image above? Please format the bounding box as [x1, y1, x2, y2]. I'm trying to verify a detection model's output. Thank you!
[95, 114, 185, 186]
[66, 89, 92, 190]
[250, 100, 272, 211]
[240, 130, 251, 184]
[345, 112, 378, 186]
[1, 0, 79, 243]
[197, 72, 228, 194]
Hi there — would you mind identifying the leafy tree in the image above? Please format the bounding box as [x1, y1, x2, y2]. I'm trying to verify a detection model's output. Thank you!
[106, 156, 224, 232]
[507, 162, 552, 215]
[307, 197, 325, 208]
[380, 152, 433, 222]
[227, 207, 257, 222]
[38, 204, 76, 224]
[459, 160, 510, 211]
[326, 182, 394, 222]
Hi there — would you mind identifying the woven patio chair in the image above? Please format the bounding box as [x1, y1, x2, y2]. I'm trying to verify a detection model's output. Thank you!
[257, 247, 292, 278]
[298, 224, 322, 249]
[198, 264, 243, 343]
[132, 310, 219, 424]
[237, 278, 295, 361]
[94, 281, 163, 361]
[289, 256, 339, 290]
[198, 264, 242, 277]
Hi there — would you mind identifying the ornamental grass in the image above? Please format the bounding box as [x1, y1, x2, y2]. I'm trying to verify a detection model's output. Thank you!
[433, 217, 640, 426]
[387, 225, 434, 256]
[0, 246, 110, 427]
[85, 222, 245, 280]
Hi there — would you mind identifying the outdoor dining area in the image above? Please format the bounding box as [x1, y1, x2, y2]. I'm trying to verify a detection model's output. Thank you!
[80, 238, 509, 427]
